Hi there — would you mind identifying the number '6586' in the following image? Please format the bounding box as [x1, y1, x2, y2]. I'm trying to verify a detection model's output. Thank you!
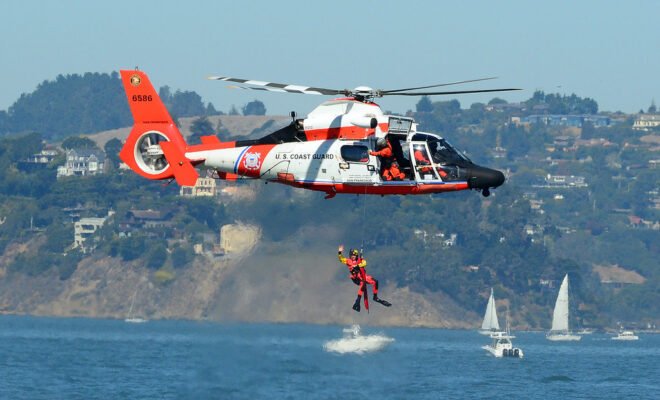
[132, 95, 152, 102]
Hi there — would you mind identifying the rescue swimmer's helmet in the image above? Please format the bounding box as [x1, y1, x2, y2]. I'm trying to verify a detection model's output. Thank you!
[350, 249, 359, 258]
[376, 137, 388, 149]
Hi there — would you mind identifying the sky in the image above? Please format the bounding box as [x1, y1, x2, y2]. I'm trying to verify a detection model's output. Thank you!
[2, 1, 660, 116]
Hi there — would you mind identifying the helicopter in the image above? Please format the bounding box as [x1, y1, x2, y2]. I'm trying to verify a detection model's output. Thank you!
[119, 70, 519, 198]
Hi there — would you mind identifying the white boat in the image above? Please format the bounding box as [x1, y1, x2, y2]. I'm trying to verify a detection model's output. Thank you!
[479, 288, 501, 335]
[611, 330, 639, 341]
[125, 287, 147, 323]
[546, 274, 581, 341]
[482, 318, 523, 358]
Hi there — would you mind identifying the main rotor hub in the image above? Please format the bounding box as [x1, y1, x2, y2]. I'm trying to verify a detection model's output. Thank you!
[351, 86, 382, 102]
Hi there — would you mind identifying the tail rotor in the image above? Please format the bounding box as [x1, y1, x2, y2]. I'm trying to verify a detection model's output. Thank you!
[136, 131, 169, 174]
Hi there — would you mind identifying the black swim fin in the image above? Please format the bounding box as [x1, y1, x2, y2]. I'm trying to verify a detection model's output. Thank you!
[374, 297, 391, 307]
[352, 298, 361, 312]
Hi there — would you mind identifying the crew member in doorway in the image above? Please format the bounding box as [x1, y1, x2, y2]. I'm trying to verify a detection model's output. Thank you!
[371, 137, 405, 181]
[338, 245, 391, 312]
[370, 137, 393, 160]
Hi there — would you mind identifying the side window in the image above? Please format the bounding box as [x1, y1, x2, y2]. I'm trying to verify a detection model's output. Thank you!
[341, 145, 369, 163]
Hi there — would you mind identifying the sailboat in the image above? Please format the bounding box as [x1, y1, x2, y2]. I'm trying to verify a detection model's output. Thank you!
[479, 288, 500, 335]
[125, 287, 147, 323]
[546, 274, 581, 341]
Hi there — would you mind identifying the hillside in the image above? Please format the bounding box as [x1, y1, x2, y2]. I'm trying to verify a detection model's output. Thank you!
[88, 115, 288, 149]
[0, 76, 658, 330]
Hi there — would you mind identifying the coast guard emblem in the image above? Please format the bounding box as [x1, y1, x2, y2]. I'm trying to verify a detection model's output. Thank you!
[243, 152, 262, 170]
[130, 75, 141, 86]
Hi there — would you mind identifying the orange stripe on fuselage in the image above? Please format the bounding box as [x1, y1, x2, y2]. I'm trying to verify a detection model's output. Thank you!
[303, 123, 388, 141]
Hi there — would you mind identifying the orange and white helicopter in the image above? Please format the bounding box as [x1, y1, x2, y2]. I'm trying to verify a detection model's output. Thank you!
[119, 70, 519, 198]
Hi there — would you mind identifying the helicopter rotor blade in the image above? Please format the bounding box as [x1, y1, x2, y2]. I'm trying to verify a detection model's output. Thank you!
[207, 75, 347, 96]
[380, 77, 498, 94]
[226, 85, 323, 95]
[382, 88, 522, 96]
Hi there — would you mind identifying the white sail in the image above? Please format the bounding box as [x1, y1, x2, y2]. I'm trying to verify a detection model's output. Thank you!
[125, 287, 147, 323]
[551, 274, 570, 332]
[481, 288, 500, 331]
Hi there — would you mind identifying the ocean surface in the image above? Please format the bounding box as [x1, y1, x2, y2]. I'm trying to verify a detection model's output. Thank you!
[0, 316, 658, 399]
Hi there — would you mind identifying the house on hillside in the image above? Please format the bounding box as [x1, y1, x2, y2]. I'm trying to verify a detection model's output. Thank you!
[57, 148, 106, 178]
[593, 265, 646, 289]
[73, 211, 114, 253]
[542, 174, 588, 188]
[180, 177, 217, 197]
[632, 114, 660, 131]
[520, 114, 610, 128]
[118, 208, 176, 237]
[17, 147, 59, 172]
[485, 102, 527, 113]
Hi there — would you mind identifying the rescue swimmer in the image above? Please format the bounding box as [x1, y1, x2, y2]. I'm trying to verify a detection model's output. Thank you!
[338, 245, 391, 312]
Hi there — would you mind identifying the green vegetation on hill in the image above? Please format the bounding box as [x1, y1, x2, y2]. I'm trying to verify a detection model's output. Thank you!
[0, 72, 225, 141]
[0, 76, 658, 328]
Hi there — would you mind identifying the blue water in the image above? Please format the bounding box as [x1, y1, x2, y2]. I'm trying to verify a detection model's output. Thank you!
[0, 316, 658, 399]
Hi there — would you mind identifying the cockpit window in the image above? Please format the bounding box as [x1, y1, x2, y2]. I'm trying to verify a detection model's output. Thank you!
[425, 137, 471, 165]
[341, 145, 369, 163]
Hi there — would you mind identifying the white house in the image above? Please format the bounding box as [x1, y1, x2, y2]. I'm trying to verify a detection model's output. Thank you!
[57, 149, 106, 178]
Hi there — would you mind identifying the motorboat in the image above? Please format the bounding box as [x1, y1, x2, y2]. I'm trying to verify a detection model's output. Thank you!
[611, 330, 639, 341]
[482, 331, 523, 358]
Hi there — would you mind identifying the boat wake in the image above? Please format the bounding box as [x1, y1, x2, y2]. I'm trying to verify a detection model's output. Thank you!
[323, 325, 394, 354]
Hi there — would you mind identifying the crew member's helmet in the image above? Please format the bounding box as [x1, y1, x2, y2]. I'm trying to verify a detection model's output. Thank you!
[350, 249, 359, 258]
[376, 137, 388, 149]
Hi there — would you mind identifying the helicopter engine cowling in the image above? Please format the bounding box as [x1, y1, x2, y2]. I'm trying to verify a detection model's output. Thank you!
[349, 117, 378, 129]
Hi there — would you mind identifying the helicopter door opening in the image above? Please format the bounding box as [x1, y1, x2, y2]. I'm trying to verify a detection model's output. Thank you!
[339, 144, 379, 185]
[411, 142, 440, 181]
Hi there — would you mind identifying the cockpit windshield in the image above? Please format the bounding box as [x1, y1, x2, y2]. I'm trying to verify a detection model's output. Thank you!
[411, 134, 471, 165]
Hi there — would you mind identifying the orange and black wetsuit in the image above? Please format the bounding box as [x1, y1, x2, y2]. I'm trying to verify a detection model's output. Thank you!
[369, 142, 393, 159]
[414, 150, 433, 174]
[339, 250, 390, 311]
[338, 251, 370, 288]
[370, 142, 395, 179]
[383, 162, 405, 181]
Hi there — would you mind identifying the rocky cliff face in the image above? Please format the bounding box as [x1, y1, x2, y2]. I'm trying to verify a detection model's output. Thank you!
[0, 224, 480, 329]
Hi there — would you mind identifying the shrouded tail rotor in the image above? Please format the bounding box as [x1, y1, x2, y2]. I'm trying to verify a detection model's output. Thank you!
[135, 131, 169, 174]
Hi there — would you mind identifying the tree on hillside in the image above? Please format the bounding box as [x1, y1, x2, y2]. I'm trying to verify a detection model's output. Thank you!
[488, 97, 507, 105]
[189, 116, 214, 144]
[61, 135, 98, 150]
[242, 100, 266, 116]
[524, 90, 598, 114]
[416, 96, 433, 113]
[4, 72, 132, 140]
[0, 111, 8, 136]
[104, 138, 123, 167]
[215, 119, 231, 141]
[0, 131, 43, 162]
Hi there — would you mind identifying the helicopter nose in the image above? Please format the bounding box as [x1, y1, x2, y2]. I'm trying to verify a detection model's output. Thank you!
[468, 166, 505, 190]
